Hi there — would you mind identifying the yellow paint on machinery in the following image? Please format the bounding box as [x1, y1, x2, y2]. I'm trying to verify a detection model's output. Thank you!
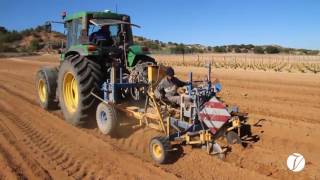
[147, 65, 166, 88]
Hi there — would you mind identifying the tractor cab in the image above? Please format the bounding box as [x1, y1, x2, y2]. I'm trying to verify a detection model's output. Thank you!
[63, 11, 135, 48]
[88, 18, 141, 46]
[57, 11, 151, 68]
[44, 11, 154, 69]
[61, 11, 135, 61]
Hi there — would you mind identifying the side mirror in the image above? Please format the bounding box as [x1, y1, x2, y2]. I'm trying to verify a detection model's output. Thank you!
[44, 21, 52, 33]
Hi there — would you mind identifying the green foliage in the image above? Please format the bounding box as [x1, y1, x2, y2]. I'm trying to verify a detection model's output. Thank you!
[265, 46, 280, 54]
[0, 43, 17, 52]
[306, 50, 319, 55]
[281, 48, 291, 54]
[0, 30, 23, 43]
[20, 28, 35, 36]
[169, 43, 205, 54]
[0, 26, 8, 33]
[296, 49, 319, 55]
[28, 39, 41, 52]
[170, 44, 186, 54]
[160, 42, 166, 47]
[234, 47, 241, 53]
[213, 46, 227, 53]
[241, 49, 249, 53]
[141, 40, 161, 50]
[253, 46, 264, 54]
[241, 44, 254, 49]
[35, 25, 46, 32]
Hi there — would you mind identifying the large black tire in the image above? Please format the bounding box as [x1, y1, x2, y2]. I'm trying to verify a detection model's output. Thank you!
[35, 67, 59, 110]
[96, 102, 118, 135]
[149, 136, 171, 164]
[57, 55, 102, 126]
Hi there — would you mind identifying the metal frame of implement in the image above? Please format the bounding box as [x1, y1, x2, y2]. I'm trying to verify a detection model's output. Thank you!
[91, 64, 243, 154]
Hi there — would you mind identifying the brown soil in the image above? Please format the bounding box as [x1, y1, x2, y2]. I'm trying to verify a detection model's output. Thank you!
[0, 55, 319, 179]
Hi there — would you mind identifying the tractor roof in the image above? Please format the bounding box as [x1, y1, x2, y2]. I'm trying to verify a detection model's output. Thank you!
[64, 11, 129, 21]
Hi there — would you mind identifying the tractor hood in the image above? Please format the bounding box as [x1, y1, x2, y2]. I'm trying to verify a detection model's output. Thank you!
[127, 45, 150, 67]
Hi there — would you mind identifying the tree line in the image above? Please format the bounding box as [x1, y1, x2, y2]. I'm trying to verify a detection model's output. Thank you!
[134, 36, 319, 55]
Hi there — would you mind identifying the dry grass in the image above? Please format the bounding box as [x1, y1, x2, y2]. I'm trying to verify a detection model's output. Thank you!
[152, 53, 320, 74]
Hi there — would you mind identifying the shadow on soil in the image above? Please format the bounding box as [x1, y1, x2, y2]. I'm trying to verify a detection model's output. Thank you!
[167, 144, 185, 164]
[224, 118, 265, 158]
[238, 116, 265, 145]
[240, 123, 260, 147]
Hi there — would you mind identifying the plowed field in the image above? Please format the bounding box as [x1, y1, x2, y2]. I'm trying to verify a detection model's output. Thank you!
[0, 55, 319, 179]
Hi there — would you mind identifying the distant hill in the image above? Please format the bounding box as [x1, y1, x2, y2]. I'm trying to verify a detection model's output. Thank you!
[0, 25, 318, 55]
[0, 26, 65, 53]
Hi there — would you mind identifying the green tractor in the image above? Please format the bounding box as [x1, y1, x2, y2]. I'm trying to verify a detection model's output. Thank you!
[36, 11, 155, 126]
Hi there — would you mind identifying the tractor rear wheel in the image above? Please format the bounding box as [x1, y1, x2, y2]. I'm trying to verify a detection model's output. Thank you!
[35, 67, 59, 110]
[57, 55, 102, 126]
[149, 136, 171, 164]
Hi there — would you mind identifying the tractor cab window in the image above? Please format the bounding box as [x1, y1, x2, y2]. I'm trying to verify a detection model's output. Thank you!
[87, 18, 134, 46]
[88, 24, 97, 36]
[88, 23, 115, 46]
[74, 19, 82, 41]
[65, 18, 82, 48]
[109, 25, 119, 37]
[89, 24, 119, 38]
[66, 22, 72, 48]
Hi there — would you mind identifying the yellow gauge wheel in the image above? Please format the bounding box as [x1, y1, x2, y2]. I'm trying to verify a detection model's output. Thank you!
[150, 137, 170, 164]
[63, 72, 79, 113]
[38, 79, 47, 103]
[152, 143, 163, 159]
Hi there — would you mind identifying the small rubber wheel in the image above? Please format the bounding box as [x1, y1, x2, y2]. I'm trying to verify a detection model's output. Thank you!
[96, 102, 118, 136]
[149, 136, 170, 164]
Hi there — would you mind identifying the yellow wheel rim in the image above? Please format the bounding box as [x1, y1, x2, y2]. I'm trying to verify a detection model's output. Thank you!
[63, 72, 79, 113]
[152, 144, 162, 159]
[38, 79, 47, 103]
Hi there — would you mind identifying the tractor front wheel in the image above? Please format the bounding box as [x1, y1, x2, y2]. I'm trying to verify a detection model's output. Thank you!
[96, 102, 118, 136]
[57, 55, 102, 126]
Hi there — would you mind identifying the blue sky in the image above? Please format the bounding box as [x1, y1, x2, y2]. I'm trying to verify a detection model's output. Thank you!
[1, 0, 319, 49]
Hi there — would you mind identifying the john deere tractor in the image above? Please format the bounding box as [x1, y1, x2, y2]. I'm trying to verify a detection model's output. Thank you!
[36, 11, 155, 126]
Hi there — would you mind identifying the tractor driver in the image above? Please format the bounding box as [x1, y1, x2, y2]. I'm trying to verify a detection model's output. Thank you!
[89, 25, 114, 45]
[155, 67, 191, 105]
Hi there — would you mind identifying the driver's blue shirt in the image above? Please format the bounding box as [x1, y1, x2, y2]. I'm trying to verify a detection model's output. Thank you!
[89, 30, 110, 42]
